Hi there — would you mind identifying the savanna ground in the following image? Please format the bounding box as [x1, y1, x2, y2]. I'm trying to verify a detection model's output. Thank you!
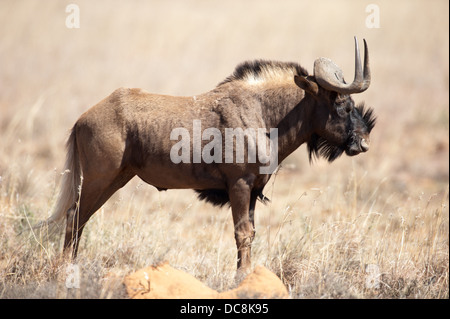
[0, 1, 448, 299]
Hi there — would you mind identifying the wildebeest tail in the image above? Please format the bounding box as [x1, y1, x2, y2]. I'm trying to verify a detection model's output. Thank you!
[34, 125, 81, 231]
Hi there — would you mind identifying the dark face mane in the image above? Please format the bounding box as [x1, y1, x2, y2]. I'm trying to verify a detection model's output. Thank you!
[307, 102, 376, 162]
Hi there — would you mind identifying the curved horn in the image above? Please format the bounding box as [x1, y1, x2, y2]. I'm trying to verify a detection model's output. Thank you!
[314, 37, 371, 94]
[361, 39, 371, 91]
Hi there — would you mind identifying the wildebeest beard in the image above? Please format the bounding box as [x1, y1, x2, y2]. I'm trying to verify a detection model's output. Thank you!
[307, 103, 376, 163]
[307, 133, 346, 163]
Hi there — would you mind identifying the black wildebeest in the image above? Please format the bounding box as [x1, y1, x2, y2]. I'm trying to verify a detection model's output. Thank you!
[40, 37, 375, 278]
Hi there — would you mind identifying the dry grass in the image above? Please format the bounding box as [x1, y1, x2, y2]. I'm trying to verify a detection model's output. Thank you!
[0, 0, 448, 299]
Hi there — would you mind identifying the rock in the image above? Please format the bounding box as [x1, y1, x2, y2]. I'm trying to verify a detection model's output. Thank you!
[124, 262, 289, 299]
[218, 265, 289, 299]
[124, 262, 216, 299]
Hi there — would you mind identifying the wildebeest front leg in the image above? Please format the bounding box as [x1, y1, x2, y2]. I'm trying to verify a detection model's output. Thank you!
[229, 178, 255, 280]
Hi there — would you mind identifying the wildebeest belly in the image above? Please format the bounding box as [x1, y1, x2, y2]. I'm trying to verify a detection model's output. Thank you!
[134, 161, 228, 190]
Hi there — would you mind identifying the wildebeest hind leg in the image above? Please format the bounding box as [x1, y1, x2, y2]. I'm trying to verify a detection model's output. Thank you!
[63, 170, 135, 259]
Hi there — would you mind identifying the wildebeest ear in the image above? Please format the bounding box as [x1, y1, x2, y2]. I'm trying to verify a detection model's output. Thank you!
[294, 75, 319, 96]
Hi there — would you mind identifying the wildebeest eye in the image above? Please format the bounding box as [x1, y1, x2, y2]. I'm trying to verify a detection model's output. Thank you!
[336, 105, 347, 117]
[345, 103, 352, 113]
[335, 100, 350, 117]
[335, 99, 353, 115]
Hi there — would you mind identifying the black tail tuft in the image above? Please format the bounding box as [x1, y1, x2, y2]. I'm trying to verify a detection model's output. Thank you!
[195, 189, 230, 207]
[195, 189, 270, 207]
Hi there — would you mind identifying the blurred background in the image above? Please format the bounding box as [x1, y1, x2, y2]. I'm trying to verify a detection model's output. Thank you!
[0, 0, 448, 298]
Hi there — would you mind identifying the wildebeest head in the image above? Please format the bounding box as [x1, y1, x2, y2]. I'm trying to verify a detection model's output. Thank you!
[294, 37, 376, 162]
